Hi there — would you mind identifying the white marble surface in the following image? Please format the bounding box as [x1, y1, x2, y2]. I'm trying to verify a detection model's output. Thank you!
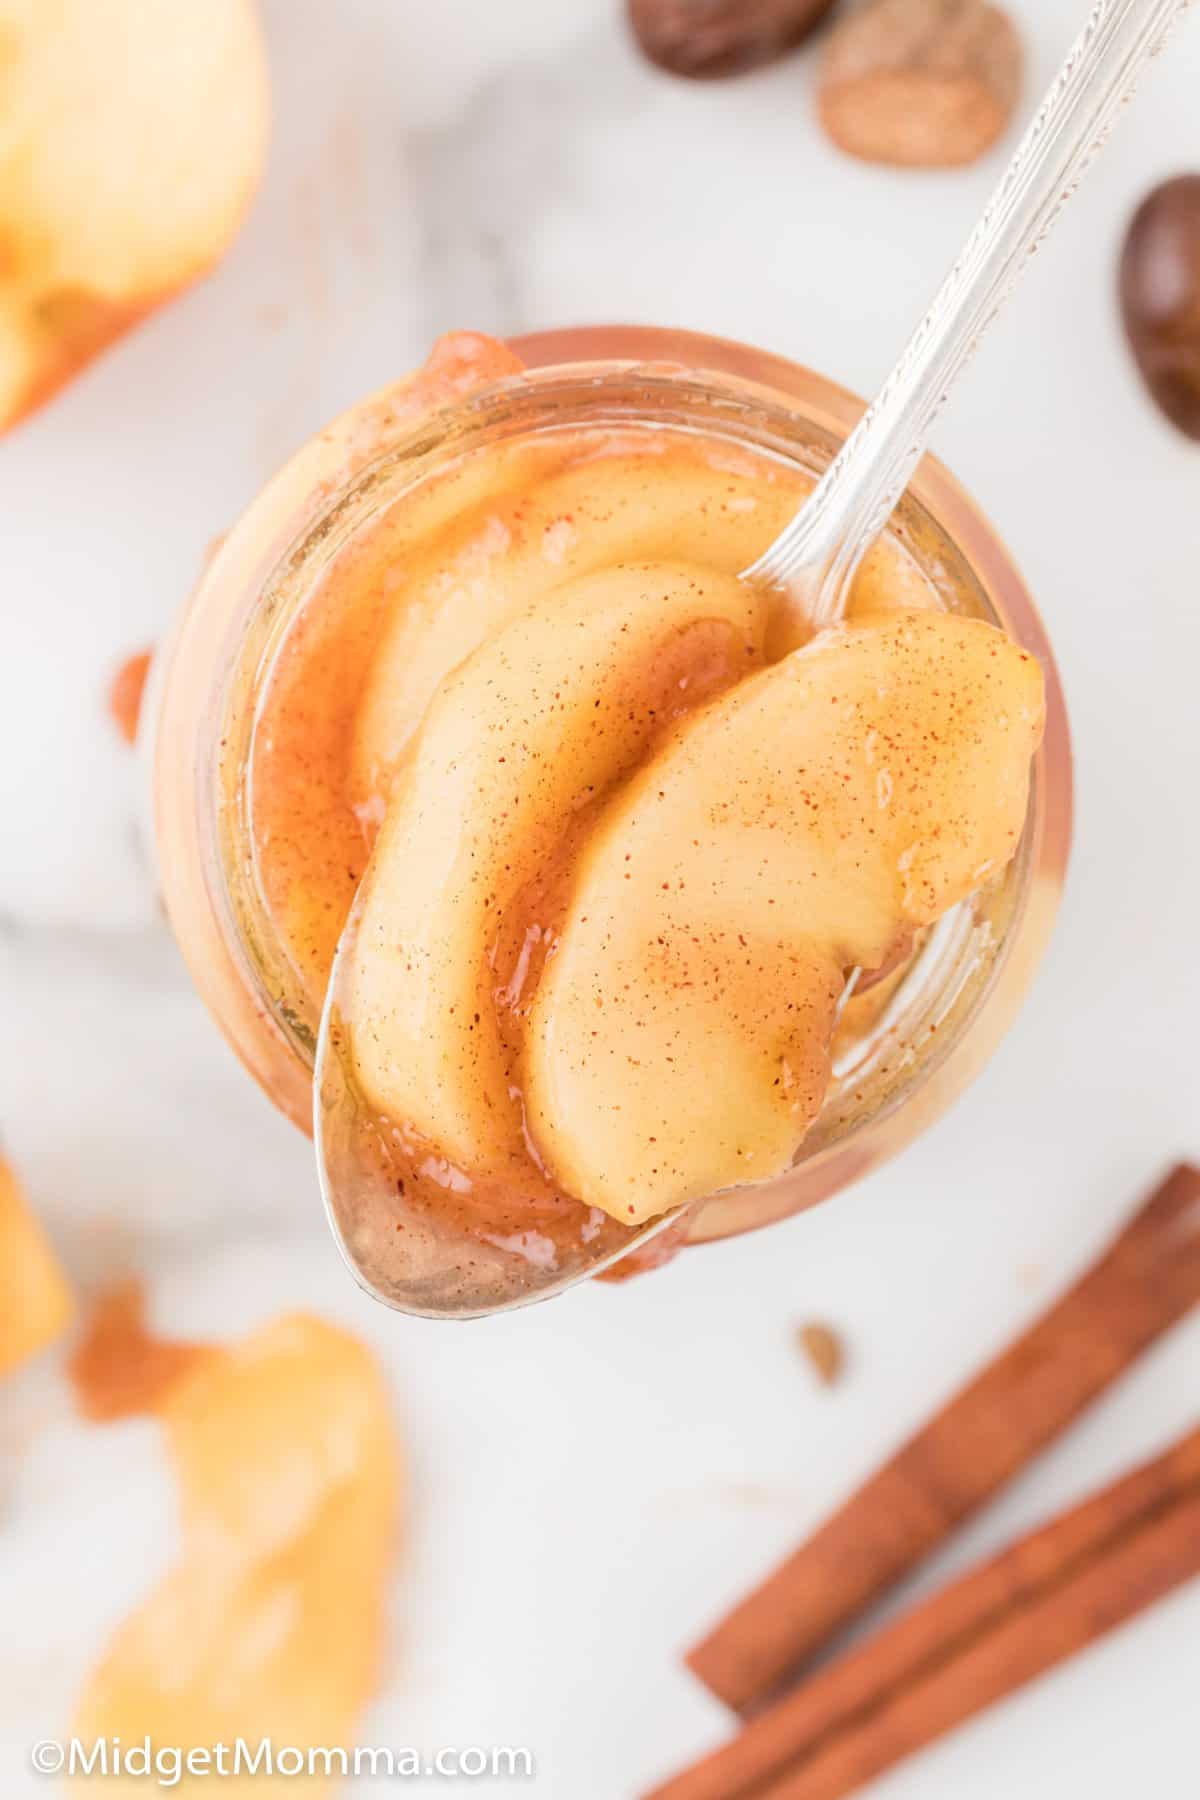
[2, 1, 1200, 1794]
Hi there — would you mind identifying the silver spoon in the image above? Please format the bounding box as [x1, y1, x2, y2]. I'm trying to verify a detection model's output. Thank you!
[316, 0, 1193, 1319]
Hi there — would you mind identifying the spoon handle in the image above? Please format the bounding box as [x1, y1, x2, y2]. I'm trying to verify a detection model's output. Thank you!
[746, 0, 1194, 624]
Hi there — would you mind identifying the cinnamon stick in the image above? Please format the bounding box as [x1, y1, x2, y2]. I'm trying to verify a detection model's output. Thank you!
[649, 1424, 1200, 1800]
[765, 1471, 1200, 1799]
[687, 1163, 1200, 1712]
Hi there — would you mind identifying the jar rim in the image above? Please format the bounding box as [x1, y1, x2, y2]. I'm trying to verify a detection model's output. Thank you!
[152, 325, 1073, 1242]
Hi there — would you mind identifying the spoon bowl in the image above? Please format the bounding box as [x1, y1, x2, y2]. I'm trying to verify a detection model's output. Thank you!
[314, 911, 689, 1320]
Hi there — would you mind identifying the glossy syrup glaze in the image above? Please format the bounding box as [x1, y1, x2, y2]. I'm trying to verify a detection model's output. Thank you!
[245, 336, 1033, 1288]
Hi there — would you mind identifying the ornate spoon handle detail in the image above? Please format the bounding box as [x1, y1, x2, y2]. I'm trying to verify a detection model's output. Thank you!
[746, 0, 1195, 627]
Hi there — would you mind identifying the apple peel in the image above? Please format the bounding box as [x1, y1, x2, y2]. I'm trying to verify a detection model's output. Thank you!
[71, 1313, 402, 1798]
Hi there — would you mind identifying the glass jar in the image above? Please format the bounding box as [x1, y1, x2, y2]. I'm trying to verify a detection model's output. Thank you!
[149, 325, 1072, 1254]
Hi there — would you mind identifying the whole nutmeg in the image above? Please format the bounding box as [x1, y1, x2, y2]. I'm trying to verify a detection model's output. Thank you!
[818, 0, 1022, 169]
[1119, 174, 1200, 441]
[627, 0, 839, 79]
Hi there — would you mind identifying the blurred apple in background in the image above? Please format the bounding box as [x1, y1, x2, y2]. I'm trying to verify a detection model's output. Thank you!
[0, 0, 268, 432]
[0, 1156, 72, 1378]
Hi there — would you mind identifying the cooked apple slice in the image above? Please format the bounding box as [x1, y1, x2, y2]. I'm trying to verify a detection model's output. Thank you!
[525, 613, 1045, 1222]
[349, 443, 936, 809]
[344, 562, 767, 1172]
[0, 1154, 72, 1376]
[350, 446, 792, 805]
[0, 0, 268, 430]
